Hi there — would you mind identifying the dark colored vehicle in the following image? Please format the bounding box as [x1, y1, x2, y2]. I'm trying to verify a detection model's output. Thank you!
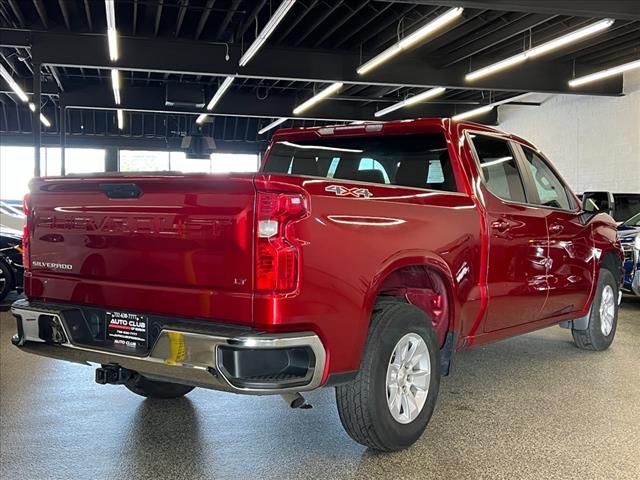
[12, 119, 624, 451]
[0, 226, 24, 302]
[582, 192, 640, 223]
[617, 212, 640, 295]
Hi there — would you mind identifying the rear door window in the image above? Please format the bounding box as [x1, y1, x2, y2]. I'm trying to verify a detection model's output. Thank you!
[469, 134, 527, 203]
[264, 134, 458, 192]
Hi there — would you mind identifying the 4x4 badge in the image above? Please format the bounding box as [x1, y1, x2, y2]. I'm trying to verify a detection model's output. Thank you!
[325, 185, 373, 198]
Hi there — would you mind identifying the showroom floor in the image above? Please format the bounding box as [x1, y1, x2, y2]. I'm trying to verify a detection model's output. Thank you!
[1, 297, 638, 480]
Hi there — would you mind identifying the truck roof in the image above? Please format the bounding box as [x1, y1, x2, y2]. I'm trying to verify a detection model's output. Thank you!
[272, 117, 538, 151]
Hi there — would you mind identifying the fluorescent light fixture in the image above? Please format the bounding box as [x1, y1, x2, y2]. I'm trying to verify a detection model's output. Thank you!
[466, 18, 614, 81]
[239, 0, 296, 67]
[452, 92, 533, 121]
[293, 82, 343, 115]
[465, 53, 528, 82]
[28, 103, 51, 127]
[452, 104, 494, 121]
[206, 76, 234, 110]
[569, 59, 640, 87]
[357, 7, 464, 75]
[105, 0, 119, 61]
[374, 87, 446, 117]
[117, 109, 124, 129]
[258, 117, 288, 134]
[111, 69, 121, 104]
[278, 141, 363, 153]
[0, 64, 29, 102]
[527, 19, 614, 58]
[196, 113, 208, 124]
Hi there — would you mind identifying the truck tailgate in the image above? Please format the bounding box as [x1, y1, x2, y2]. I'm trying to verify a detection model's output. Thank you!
[26, 174, 256, 324]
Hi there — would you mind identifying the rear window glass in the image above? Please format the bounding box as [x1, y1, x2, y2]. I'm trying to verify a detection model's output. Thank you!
[264, 134, 457, 192]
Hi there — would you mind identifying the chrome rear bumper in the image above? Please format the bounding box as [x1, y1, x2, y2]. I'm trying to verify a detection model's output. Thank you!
[11, 300, 326, 395]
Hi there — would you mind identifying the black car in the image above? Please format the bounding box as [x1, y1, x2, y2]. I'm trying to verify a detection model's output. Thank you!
[0, 226, 24, 302]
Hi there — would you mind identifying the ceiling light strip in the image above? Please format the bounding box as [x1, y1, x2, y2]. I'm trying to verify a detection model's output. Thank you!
[258, 117, 288, 134]
[239, 0, 297, 67]
[111, 69, 121, 105]
[357, 7, 464, 75]
[0, 64, 29, 102]
[117, 109, 124, 129]
[28, 102, 51, 127]
[374, 87, 446, 117]
[569, 59, 640, 87]
[466, 18, 614, 81]
[206, 76, 235, 110]
[105, 0, 119, 61]
[293, 82, 343, 115]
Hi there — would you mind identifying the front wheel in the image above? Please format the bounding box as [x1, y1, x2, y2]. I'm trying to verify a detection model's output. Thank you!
[336, 300, 440, 451]
[572, 268, 619, 351]
[125, 374, 195, 399]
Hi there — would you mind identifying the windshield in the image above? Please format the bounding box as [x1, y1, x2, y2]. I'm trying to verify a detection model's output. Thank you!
[622, 212, 640, 227]
[263, 134, 458, 192]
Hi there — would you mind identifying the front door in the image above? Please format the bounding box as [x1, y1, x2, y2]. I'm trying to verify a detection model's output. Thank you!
[468, 133, 549, 332]
[518, 145, 595, 318]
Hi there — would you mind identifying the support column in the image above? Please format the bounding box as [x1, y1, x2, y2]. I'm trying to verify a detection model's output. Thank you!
[59, 104, 66, 175]
[105, 146, 119, 172]
[33, 63, 41, 176]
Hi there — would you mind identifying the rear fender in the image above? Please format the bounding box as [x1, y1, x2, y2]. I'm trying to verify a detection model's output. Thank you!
[364, 251, 456, 347]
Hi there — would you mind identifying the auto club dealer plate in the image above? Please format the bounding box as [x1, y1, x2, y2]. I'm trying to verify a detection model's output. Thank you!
[106, 311, 148, 350]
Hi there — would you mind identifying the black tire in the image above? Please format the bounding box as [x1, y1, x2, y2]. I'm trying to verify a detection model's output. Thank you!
[0, 259, 15, 303]
[335, 299, 441, 451]
[572, 268, 618, 351]
[125, 373, 195, 399]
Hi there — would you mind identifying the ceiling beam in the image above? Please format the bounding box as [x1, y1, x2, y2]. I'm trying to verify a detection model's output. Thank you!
[1, 29, 619, 96]
[59, 84, 499, 123]
[377, 1, 640, 21]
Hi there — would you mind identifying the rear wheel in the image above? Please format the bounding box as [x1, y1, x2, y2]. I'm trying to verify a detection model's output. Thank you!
[336, 300, 440, 451]
[572, 268, 618, 351]
[125, 373, 195, 399]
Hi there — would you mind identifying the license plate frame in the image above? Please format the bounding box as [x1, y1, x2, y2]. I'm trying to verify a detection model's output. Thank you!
[106, 311, 148, 351]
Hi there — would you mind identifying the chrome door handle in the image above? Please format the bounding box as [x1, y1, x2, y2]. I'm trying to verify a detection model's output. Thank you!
[491, 219, 510, 232]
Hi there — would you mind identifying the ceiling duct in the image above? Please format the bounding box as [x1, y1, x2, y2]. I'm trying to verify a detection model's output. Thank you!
[166, 83, 205, 108]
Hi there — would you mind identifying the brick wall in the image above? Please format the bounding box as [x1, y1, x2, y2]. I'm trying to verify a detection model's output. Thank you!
[498, 70, 640, 193]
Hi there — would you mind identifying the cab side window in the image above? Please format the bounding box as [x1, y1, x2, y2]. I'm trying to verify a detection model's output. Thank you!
[521, 147, 572, 210]
[470, 134, 527, 203]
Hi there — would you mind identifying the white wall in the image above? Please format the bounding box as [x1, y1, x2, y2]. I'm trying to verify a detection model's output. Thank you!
[498, 70, 640, 193]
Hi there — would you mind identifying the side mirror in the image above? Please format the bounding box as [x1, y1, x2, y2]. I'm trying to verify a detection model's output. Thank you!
[582, 191, 614, 217]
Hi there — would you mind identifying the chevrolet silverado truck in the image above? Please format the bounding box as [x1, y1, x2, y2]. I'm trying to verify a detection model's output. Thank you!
[11, 119, 624, 451]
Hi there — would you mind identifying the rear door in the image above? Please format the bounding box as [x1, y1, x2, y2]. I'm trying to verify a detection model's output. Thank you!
[468, 133, 549, 332]
[516, 145, 595, 318]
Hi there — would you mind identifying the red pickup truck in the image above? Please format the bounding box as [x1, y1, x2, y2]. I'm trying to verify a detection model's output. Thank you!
[11, 118, 623, 451]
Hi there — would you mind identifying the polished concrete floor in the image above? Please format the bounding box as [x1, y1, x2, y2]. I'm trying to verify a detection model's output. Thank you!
[1, 295, 639, 480]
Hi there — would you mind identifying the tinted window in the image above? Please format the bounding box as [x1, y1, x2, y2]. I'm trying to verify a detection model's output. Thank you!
[264, 135, 458, 192]
[471, 134, 527, 203]
[613, 194, 640, 222]
[521, 147, 572, 210]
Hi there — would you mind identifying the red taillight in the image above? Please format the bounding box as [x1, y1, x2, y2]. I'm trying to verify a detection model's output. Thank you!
[255, 191, 308, 293]
[22, 193, 30, 269]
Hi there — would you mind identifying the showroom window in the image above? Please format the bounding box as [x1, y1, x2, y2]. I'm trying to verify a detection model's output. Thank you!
[119, 150, 259, 173]
[470, 134, 527, 204]
[0, 146, 105, 201]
